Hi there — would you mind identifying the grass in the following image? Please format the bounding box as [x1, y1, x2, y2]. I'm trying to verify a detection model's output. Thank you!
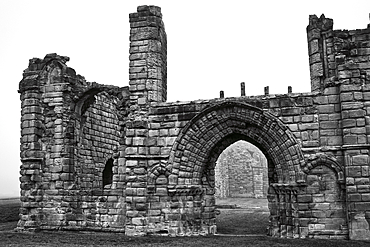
[0, 202, 20, 223]
[216, 209, 269, 235]
[0, 199, 369, 246]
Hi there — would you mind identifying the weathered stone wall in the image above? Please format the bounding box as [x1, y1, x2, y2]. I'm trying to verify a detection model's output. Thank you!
[18, 53, 128, 231]
[17, 5, 370, 241]
[307, 14, 370, 239]
[215, 141, 268, 198]
[71, 91, 125, 230]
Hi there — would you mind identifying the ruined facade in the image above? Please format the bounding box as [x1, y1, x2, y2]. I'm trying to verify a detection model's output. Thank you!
[17, 6, 370, 240]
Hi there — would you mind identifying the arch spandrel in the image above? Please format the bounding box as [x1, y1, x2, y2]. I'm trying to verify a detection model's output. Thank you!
[168, 101, 306, 185]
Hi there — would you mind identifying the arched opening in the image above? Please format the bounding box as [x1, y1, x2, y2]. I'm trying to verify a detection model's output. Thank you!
[162, 101, 306, 236]
[103, 158, 114, 188]
[215, 140, 268, 199]
[215, 140, 269, 234]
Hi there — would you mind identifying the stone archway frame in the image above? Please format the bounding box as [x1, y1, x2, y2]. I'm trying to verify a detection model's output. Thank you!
[147, 162, 172, 195]
[167, 101, 306, 186]
[148, 162, 171, 184]
[304, 154, 345, 184]
[73, 88, 102, 116]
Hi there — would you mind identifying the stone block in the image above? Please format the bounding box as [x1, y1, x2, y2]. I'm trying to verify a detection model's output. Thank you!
[149, 130, 159, 137]
[126, 160, 138, 167]
[342, 119, 356, 128]
[343, 135, 358, 145]
[126, 147, 138, 155]
[361, 193, 370, 201]
[303, 140, 319, 147]
[348, 194, 362, 202]
[357, 185, 370, 193]
[299, 123, 319, 130]
[287, 124, 298, 132]
[298, 195, 312, 203]
[327, 136, 342, 145]
[348, 166, 363, 177]
[149, 147, 160, 155]
[318, 105, 335, 114]
[160, 147, 171, 155]
[145, 137, 157, 146]
[351, 127, 366, 134]
[320, 121, 338, 129]
[281, 108, 301, 116]
[132, 217, 145, 226]
[356, 118, 365, 126]
[60, 173, 71, 181]
[353, 155, 368, 166]
[309, 40, 319, 54]
[310, 63, 324, 77]
[156, 188, 167, 196]
[349, 109, 365, 118]
[301, 115, 314, 122]
[132, 137, 145, 146]
[342, 102, 363, 110]
[362, 166, 369, 177]
[340, 92, 354, 102]
[355, 202, 370, 211]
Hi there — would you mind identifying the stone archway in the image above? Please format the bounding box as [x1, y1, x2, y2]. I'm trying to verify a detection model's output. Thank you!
[165, 101, 306, 235]
[168, 101, 305, 184]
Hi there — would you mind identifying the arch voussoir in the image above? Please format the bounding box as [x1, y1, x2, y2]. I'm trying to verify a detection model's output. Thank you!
[168, 101, 305, 185]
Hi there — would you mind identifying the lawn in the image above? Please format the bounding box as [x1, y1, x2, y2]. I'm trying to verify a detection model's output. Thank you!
[0, 199, 369, 247]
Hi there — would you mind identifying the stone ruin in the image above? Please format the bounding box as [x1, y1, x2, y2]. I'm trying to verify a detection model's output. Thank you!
[17, 5, 370, 240]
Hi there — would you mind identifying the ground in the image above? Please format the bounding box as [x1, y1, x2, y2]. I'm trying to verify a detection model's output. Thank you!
[0, 197, 369, 246]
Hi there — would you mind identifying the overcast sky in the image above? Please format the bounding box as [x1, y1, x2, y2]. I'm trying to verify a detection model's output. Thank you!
[1, 0, 370, 198]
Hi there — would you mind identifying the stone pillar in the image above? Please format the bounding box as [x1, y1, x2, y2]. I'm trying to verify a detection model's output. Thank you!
[241, 82, 245, 96]
[18, 54, 82, 231]
[264, 86, 269, 95]
[306, 14, 333, 92]
[220, 90, 224, 98]
[18, 64, 45, 231]
[125, 5, 167, 236]
[129, 5, 167, 108]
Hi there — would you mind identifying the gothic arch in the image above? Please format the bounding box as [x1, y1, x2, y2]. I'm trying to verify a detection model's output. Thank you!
[167, 101, 306, 185]
[73, 88, 104, 117]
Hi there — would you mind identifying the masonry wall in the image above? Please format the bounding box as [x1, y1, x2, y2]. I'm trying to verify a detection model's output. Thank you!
[71, 91, 124, 230]
[18, 53, 128, 231]
[143, 93, 350, 238]
[307, 14, 370, 239]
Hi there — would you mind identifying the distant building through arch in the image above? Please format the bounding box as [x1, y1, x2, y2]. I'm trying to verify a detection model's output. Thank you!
[215, 140, 268, 199]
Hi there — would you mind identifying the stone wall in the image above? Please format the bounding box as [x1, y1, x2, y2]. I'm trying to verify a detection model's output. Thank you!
[18, 53, 128, 231]
[17, 5, 370, 240]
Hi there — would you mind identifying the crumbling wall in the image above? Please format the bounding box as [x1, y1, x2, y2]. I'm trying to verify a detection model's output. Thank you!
[71, 90, 125, 230]
[18, 53, 129, 231]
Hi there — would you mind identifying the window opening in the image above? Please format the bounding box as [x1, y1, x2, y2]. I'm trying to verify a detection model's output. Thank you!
[103, 158, 114, 188]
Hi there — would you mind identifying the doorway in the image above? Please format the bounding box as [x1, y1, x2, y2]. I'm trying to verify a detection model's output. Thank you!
[215, 140, 269, 235]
